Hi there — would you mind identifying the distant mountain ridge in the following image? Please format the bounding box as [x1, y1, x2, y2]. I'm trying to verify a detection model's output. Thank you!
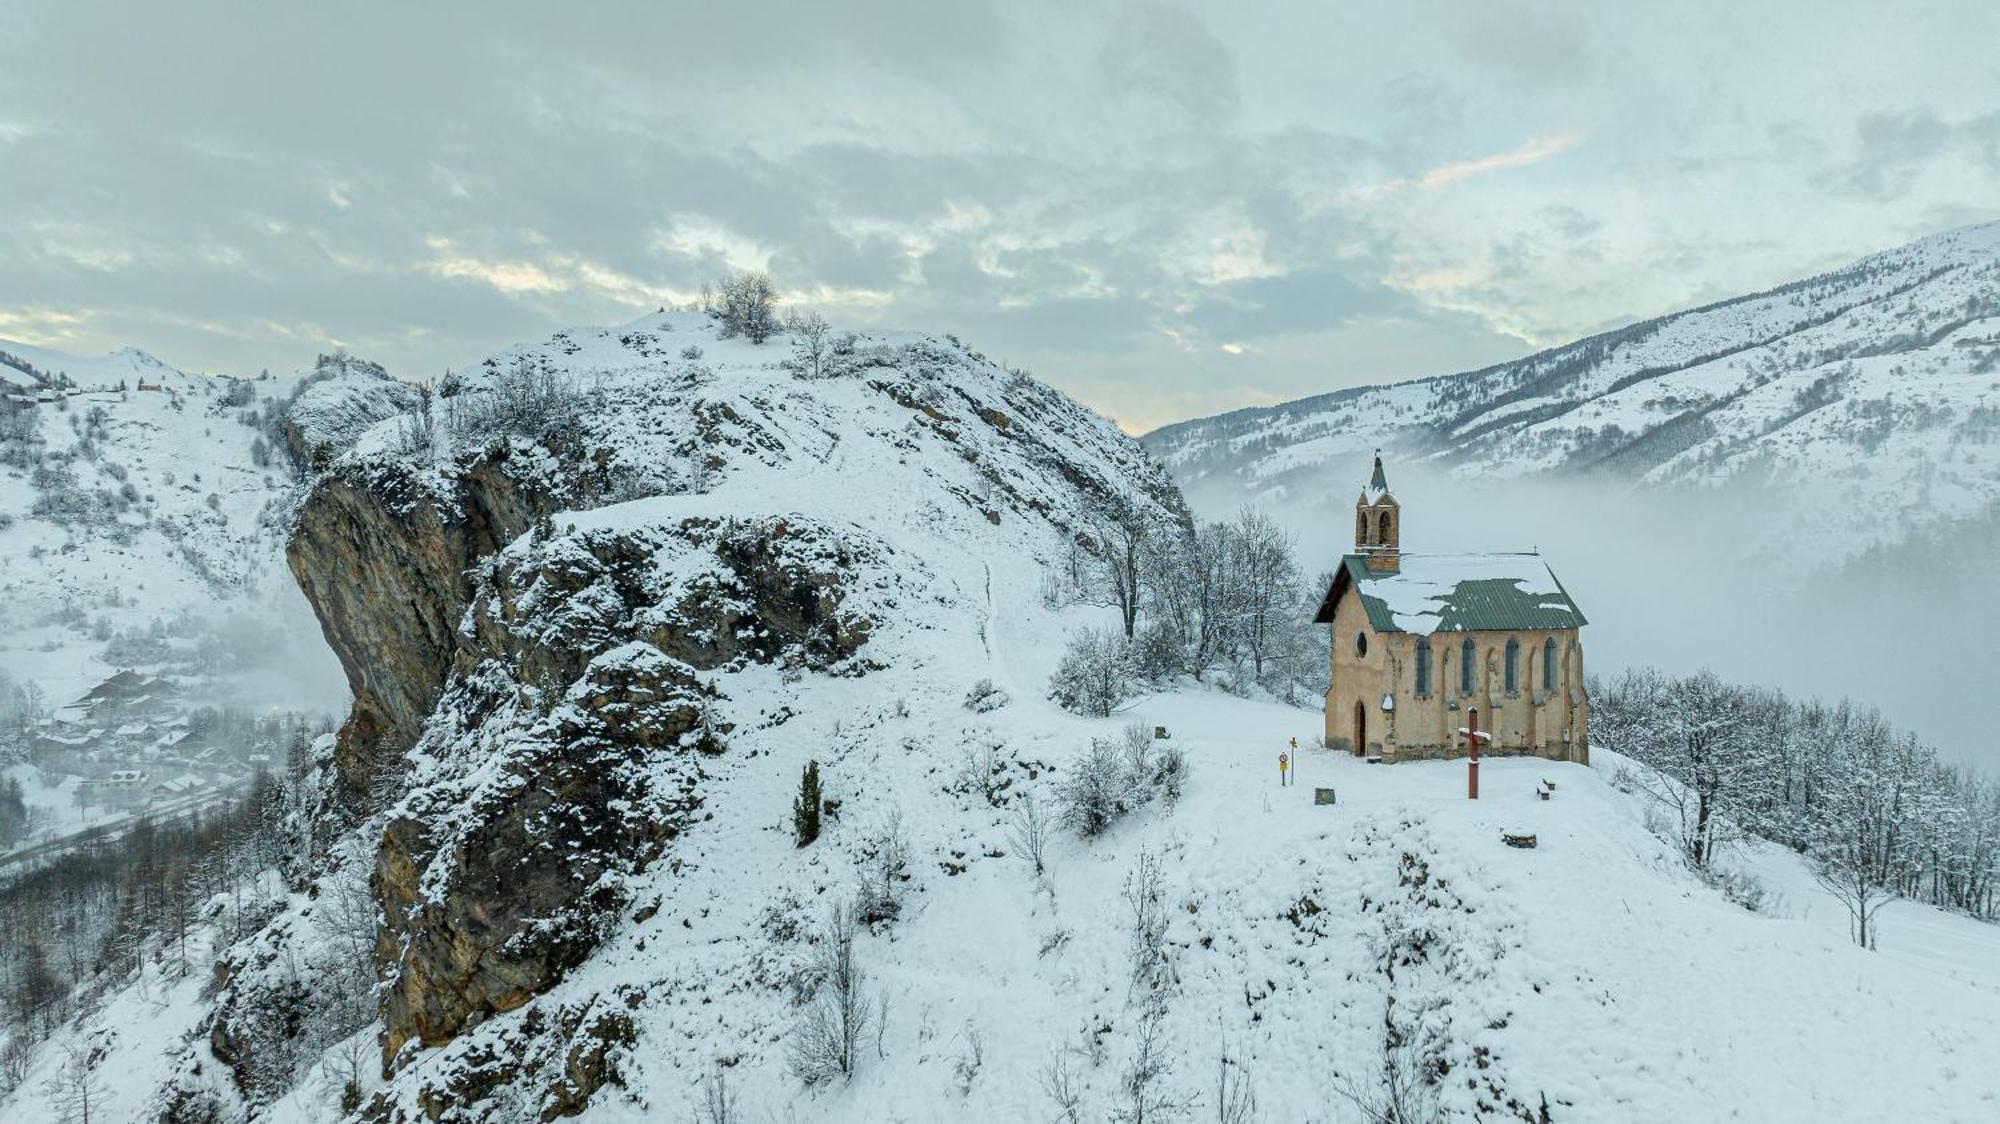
[1143, 220, 2000, 564]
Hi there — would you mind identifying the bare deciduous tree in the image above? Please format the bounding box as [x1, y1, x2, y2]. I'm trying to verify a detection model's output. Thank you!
[789, 902, 870, 1085]
[1009, 791, 1050, 878]
[787, 310, 833, 378]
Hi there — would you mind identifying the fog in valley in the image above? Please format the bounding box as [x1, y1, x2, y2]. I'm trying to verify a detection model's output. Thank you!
[1186, 463, 1998, 768]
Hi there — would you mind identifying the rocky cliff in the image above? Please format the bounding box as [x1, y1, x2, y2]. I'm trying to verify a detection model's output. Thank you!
[227, 311, 1185, 1118]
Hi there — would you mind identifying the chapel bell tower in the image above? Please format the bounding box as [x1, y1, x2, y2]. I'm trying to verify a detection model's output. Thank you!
[1354, 452, 1400, 573]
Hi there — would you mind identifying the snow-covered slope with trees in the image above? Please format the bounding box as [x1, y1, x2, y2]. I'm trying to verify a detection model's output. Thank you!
[0, 344, 374, 870]
[1143, 219, 2000, 567]
[3, 309, 1993, 1123]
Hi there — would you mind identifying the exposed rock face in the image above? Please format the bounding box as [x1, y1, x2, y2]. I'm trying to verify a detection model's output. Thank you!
[372, 512, 882, 1068]
[287, 437, 887, 1082]
[287, 451, 548, 802]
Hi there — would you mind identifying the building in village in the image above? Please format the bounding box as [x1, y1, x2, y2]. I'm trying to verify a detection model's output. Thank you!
[1313, 456, 1590, 763]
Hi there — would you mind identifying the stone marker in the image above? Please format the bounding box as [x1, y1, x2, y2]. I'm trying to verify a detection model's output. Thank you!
[1314, 787, 1337, 805]
[1502, 832, 1537, 849]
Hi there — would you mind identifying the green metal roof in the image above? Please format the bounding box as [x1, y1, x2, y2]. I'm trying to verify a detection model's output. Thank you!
[1315, 553, 1587, 635]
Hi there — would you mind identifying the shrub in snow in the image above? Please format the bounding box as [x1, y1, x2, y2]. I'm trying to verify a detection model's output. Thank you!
[1048, 626, 1132, 717]
[1055, 736, 1130, 839]
[951, 1021, 984, 1094]
[854, 808, 911, 928]
[955, 741, 1004, 807]
[788, 902, 870, 1085]
[1702, 865, 1771, 914]
[1128, 621, 1185, 683]
[1124, 849, 1173, 997]
[1153, 742, 1187, 805]
[962, 677, 1009, 712]
[444, 359, 586, 443]
[1008, 791, 1050, 878]
[694, 1066, 738, 1124]
[1055, 724, 1179, 839]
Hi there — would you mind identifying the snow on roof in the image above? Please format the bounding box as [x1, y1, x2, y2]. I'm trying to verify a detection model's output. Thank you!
[1319, 552, 1587, 635]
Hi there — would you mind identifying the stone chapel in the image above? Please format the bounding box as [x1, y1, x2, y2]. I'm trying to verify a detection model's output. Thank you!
[1312, 455, 1591, 763]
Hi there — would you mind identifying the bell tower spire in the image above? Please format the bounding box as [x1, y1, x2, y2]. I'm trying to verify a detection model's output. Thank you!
[1354, 451, 1400, 573]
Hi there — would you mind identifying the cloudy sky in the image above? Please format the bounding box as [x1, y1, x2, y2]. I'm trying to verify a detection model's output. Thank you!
[3, 1, 1996, 431]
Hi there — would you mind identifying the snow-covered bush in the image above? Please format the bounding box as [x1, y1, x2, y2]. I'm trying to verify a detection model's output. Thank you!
[954, 741, 1003, 806]
[1055, 724, 1179, 839]
[1048, 626, 1131, 717]
[713, 271, 780, 345]
[854, 809, 911, 928]
[1128, 621, 1185, 683]
[1056, 736, 1129, 838]
[962, 678, 1009, 712]
[445, 359, 587, 443]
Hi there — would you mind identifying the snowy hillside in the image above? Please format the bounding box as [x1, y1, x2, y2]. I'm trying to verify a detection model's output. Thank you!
[4, 310, 1994, 1122]
[1144, 219, 2000, 566]
[0, 342, 305, 703]
[0, 344, 367, 870]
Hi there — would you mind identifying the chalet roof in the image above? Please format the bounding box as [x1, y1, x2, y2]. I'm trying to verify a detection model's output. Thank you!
[1313, 553, 1587, 635]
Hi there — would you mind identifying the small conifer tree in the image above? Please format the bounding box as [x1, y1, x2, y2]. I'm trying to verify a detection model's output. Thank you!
[794, 760, 823, 847]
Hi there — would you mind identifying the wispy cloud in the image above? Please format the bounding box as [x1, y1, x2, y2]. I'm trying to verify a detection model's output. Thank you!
[421, 237, 568, 295]
[0, 306, 90, 346]
[1417, 130, 1586, 189]
[1352, 131, 1588, 200]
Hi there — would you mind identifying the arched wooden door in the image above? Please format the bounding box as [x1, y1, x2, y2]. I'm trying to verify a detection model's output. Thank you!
[1352, 700, 1366, 757]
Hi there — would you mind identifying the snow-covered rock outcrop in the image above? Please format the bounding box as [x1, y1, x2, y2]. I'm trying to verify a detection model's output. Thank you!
[239, 313, 1188, 1115]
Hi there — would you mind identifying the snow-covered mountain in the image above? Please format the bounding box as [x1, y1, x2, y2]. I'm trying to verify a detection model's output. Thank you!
[7, 311, 1996, 1123]
[1143, 220, 2000, 566]
[0, 341, 410, 682]
[0, 344, 389, 856]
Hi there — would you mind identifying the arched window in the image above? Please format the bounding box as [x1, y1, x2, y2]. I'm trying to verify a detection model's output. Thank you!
[1415, 638, 1432, 695]
[1460, 637, 1476, 695]
[1543, 637, 1558, 692]
[1504, 637, 1520, 693]
[1377, 511, 1392, 544]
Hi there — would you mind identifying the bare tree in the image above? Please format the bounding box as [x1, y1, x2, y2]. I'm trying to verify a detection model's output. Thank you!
[1332, 1024, 1443, 1124]
[789, 902, 870, 1084]
[1226, 509, 1301, 680]
[1125, 850, 1172, 999]
[694, 1064, 739, 1124]
[1009, 791, 1050, 878]
[1620, 670, 1762, 870]
[1115, 1002, 1192, 1123]
[715, 271, 780, 344]
[1091, 499, 1151, 639]
[1041, 1050, 1086, 1123]
[43, 1043, 106, 1124]
[1212, 1034, 1258, 1124]
[787, 310, 833, 378]
[1049, 627, 1131, 717]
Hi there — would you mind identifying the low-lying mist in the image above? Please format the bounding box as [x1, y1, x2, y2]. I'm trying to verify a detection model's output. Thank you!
[1184, 463, 1997, 768]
